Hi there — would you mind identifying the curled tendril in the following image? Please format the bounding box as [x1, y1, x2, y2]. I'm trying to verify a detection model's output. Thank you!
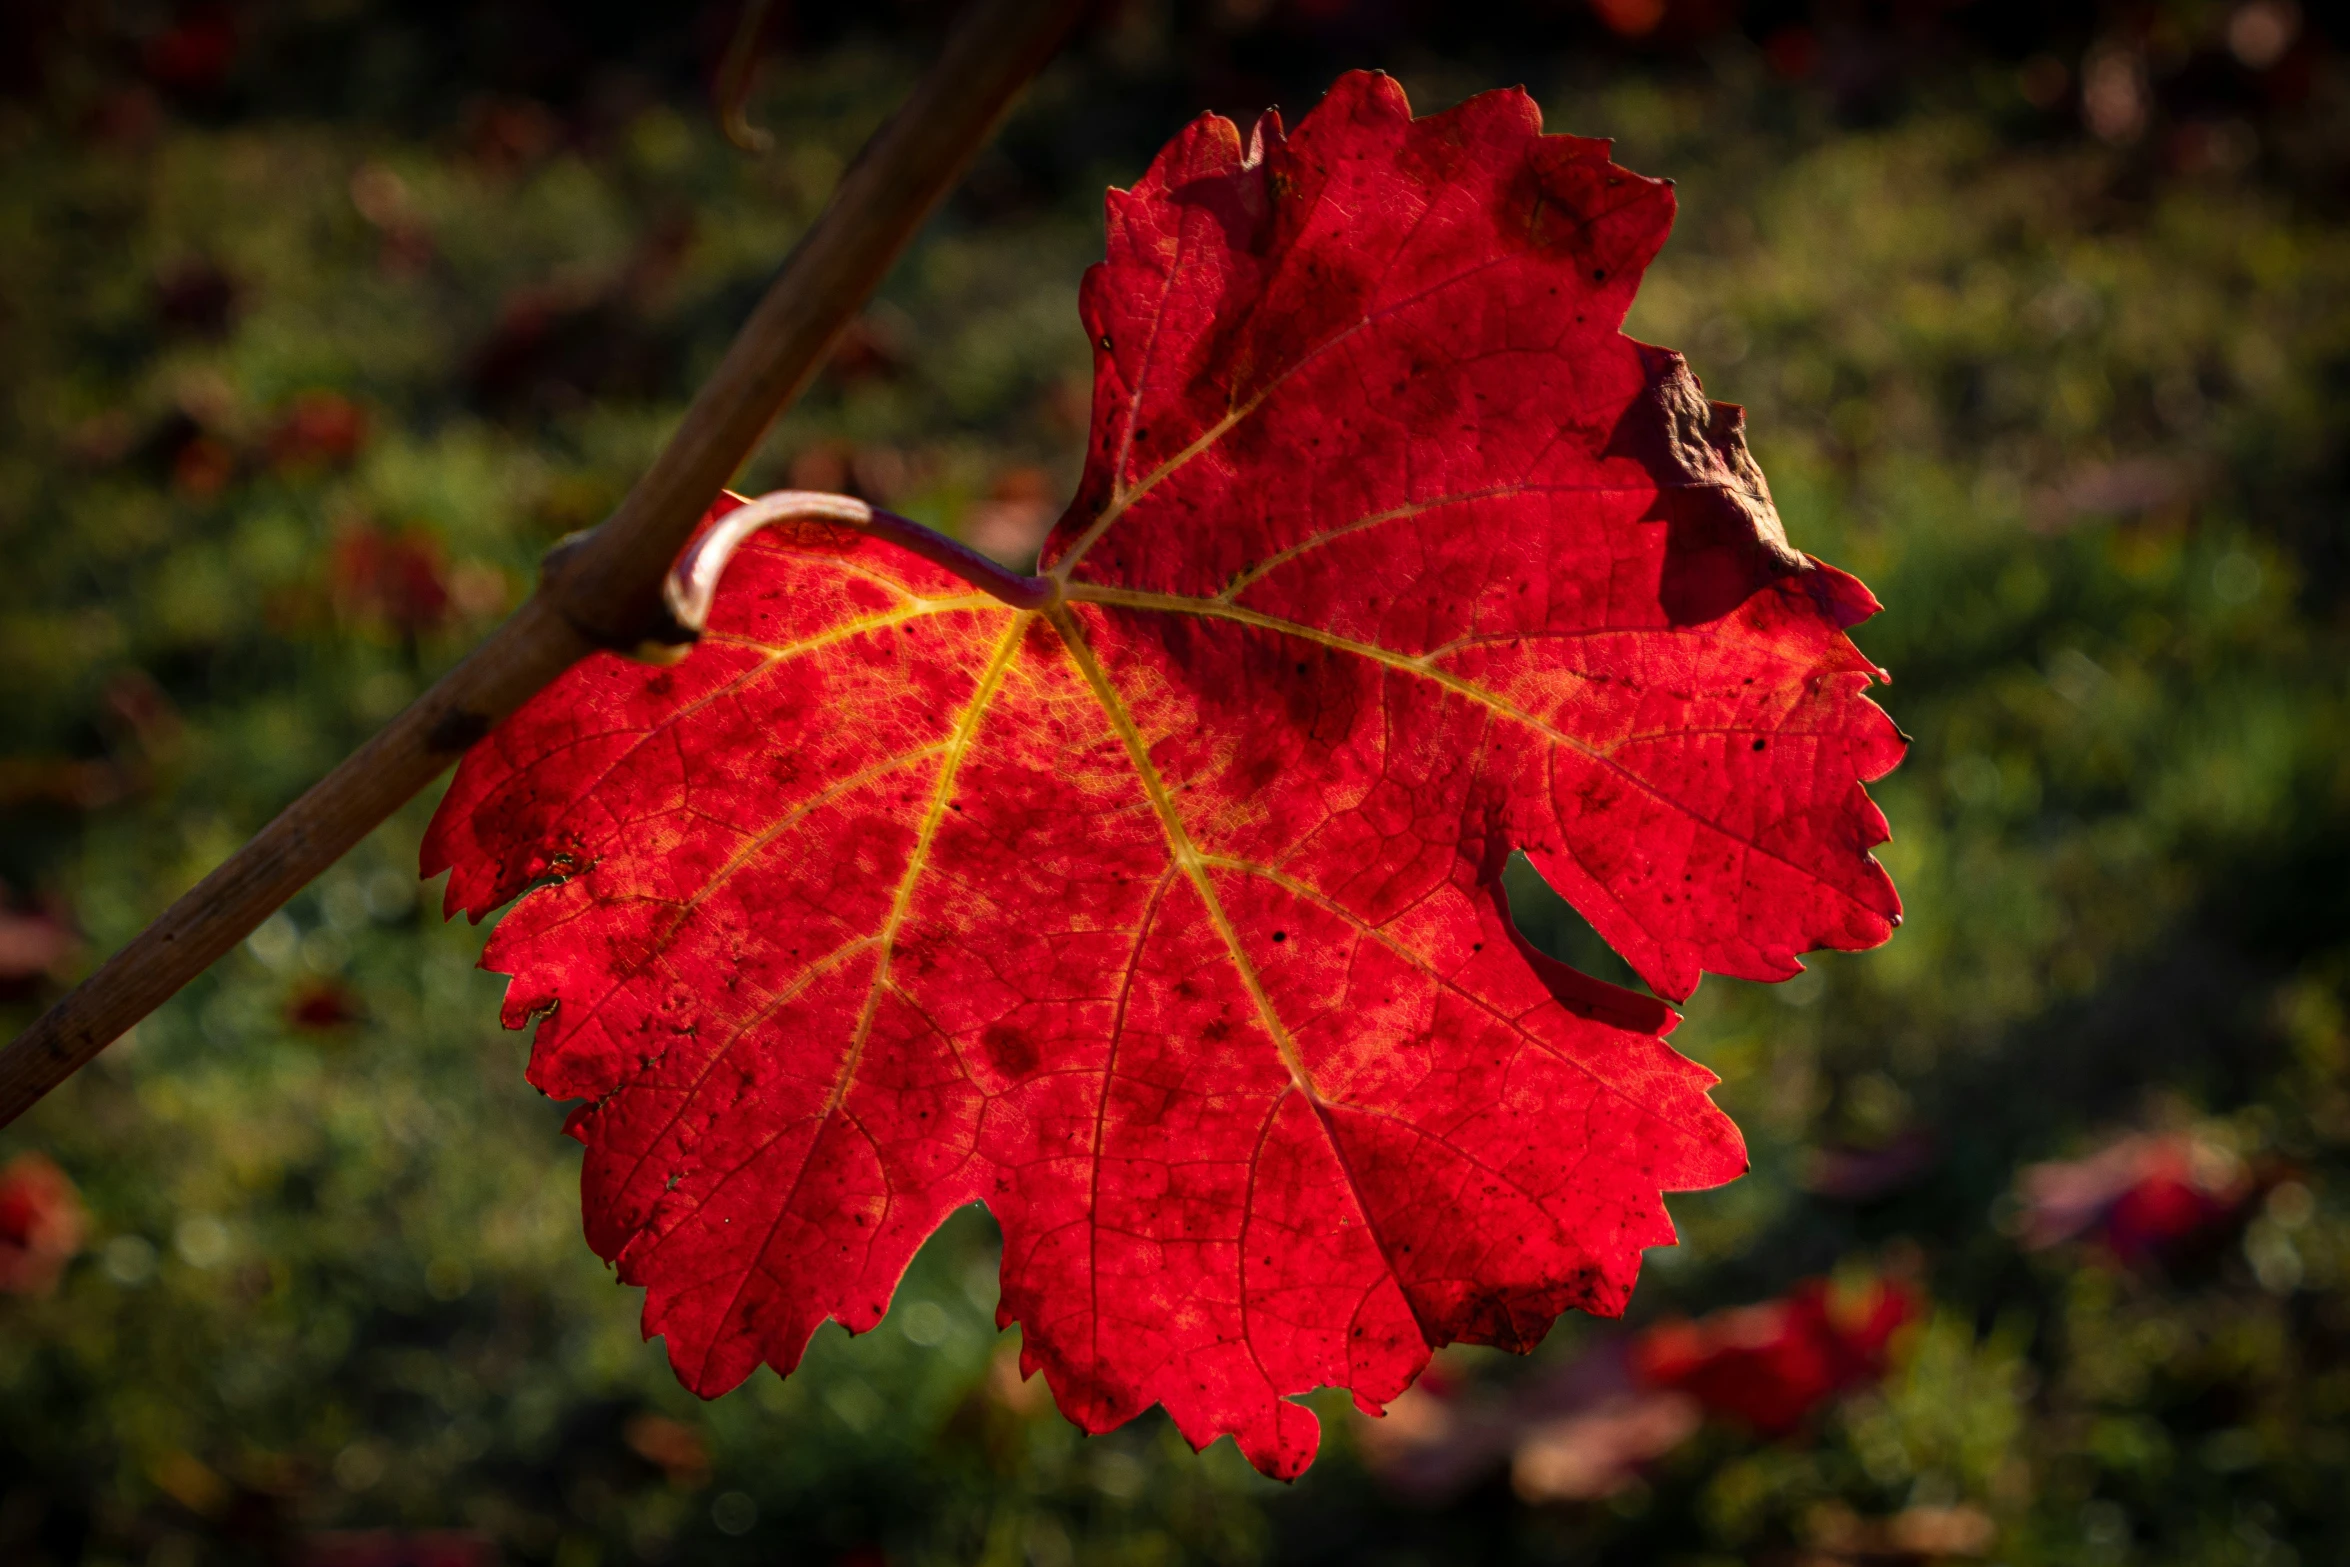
[715, 0, 777, 155]
[657, 488, 1058, 655]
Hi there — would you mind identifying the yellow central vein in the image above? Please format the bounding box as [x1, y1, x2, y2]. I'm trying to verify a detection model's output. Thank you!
[674, 612, 1024, 1372]
[1065, 585, 1884, 914]
[1053, 603, 1445, 1341]
[1045, 604, 1319, 1102]
[1068, 584, 1608, 764]
[503, 600, 991, 918]
[825, 614, 1029, 1116]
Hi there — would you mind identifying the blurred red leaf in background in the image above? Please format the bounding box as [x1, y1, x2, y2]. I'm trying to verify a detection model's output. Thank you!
[2017, 1131, 2252, 1263]
[0, 904, 76, 993]
[287, 977, 365, 1032]
[623, 1411, 711, 1487]
[143, 4, 237, 92]
[170, 434, 236, 498]
[269, 392, 370, 473]
[332, 524, 451, 634]
[1629, 1275, 1918, 1435]
[1364, 1274, 1917, 1503]
[0, 1153, 85, 1297]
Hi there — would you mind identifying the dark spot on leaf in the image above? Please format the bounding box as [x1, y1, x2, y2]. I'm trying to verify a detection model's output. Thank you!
[982, 1022, 1039, 1079]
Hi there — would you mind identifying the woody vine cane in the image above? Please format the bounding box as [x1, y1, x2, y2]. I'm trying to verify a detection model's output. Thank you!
[0, 0, 1091, 1127]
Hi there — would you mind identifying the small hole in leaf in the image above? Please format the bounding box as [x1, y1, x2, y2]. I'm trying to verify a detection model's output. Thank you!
[1501, 851, 1648, 994]
[1752, 738, 1767, 752]
[1272, 931, 1286, 944]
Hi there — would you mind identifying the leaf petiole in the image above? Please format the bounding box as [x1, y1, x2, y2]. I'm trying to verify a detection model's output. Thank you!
[660, 489, 1059, 646]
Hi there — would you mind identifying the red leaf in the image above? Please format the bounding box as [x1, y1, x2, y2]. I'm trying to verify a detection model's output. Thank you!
[622, 1411, 711, 1484]
[0, 1153, 85, 1297]
[143, 5, 238, 93]
[0, 897, 77, 995]
[2017, 1131, 2250, 1263]
[269, 391, 370, 473]
[423, 71, 1901, 1477]
[287, 976, 365, 1032]
[1629, 1276, 1917, 1435]
[331, 524, 451, 633]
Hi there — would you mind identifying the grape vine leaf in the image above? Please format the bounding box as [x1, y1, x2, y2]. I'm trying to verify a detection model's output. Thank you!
[423, 70, 1902, 1478]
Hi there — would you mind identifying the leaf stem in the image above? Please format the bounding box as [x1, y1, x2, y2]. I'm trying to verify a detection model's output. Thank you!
[0, 0, 1087, 1132]
[666, 490, 1058, 633]
[862, 505, 1062, 611]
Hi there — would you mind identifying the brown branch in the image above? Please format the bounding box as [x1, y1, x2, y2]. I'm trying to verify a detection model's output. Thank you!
[0, 0, 1089, 1131]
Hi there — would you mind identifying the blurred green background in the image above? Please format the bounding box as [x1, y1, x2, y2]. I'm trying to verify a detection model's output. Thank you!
[3, 1, 2348, 1563]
